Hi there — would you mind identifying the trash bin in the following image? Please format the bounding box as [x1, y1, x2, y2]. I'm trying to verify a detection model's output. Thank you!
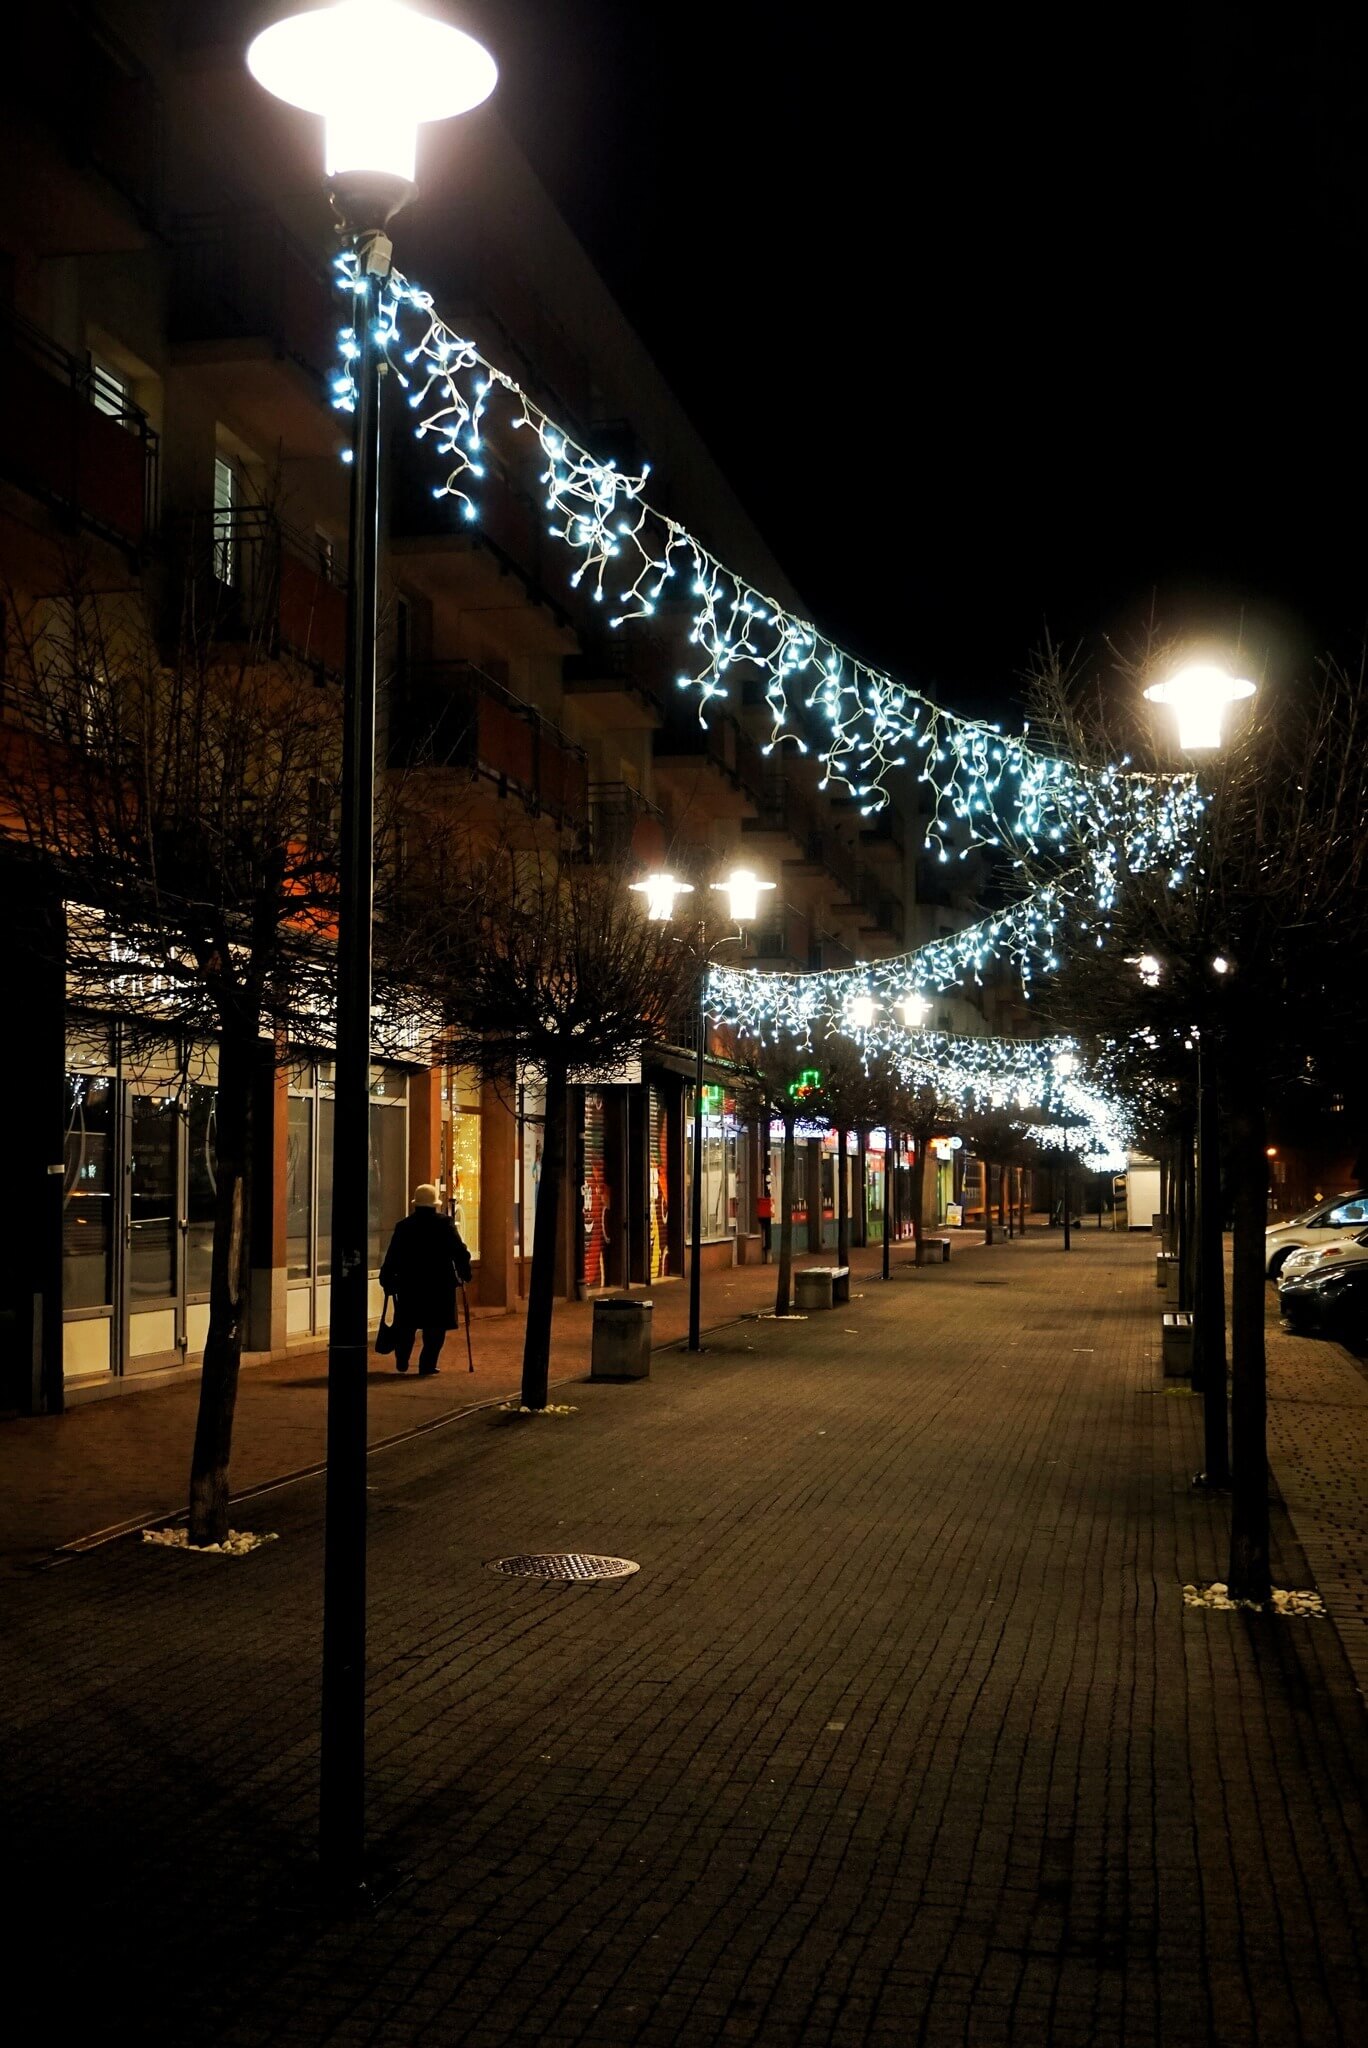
[591, 1296, 653, 1379]
[794, 1268, 835, 1311]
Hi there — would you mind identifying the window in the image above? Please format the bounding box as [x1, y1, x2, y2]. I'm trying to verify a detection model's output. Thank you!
[213, 456, 236, 586]
[89, 356, 131, 422]
[63, 1072, 115, 1311]
[1328, 1201, 1368, 1227]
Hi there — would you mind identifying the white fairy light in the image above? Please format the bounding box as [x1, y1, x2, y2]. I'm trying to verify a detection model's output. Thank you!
[330, 257, 1207, 906]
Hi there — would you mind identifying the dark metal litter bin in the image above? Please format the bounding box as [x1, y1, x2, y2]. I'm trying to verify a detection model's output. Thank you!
[591, 1296, 653, 1379]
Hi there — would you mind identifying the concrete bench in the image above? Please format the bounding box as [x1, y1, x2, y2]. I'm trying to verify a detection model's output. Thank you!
[1162, 1310, 1194, 1378]
[794, 1267, 840, 1311]
[918, 1236, 951, 1265]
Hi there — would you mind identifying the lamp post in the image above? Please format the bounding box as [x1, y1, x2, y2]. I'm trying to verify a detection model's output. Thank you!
[1142, 659, 1255, 752]
[247, 0, 496, 1900]
[1053, 1050, 1079, 1251]
[1144, 663, 1256, 1489]
[631, 865, 772, 1350]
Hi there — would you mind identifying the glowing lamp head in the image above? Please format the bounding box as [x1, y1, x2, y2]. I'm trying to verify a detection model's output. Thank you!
[1143, 661, 1256, 751]
[848, 994, 876, 1031]
[630, 871, 694, 922]
[1129, 953, 1163, 988]
[1053, 1049, 1080, 1080]
[899, 991, 931, 1029]
[247, 1, 498, 187]
[712, 867, 775, 924]
[1210, 953, 1232, 976]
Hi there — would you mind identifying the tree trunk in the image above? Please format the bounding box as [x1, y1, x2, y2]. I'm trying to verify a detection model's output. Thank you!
[521, 1062, 567, 1410]
[775, 1112, 797, 1314]
[999, 1161, 1010, 1238]
[983, 1159, 994, 1245]
[855, 1130, 868, 1247]
[1194, 1047, 1230, 1484]
[909, 1137, 928, 1259]
[1227, 1095, 1271, 1602]
[1177, 1113, 1196, 1309]
[836, 1125, 850, 1270]
[187, 1028, 256, 1547]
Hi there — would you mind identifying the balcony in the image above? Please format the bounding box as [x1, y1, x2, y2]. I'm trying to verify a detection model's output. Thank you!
[652, 710, 765, 816]
[169, 212, 339, 457]
[0, 312, 158, 549]
[859, 871, 905, 943]
[175, 508, 347, 676]
[390, 661, 588, 829]
[586, 782, 666, 865]
[859, 803, 906, 864]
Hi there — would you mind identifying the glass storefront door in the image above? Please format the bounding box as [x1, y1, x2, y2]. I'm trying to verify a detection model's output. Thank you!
[62, 1036, 220, 1380]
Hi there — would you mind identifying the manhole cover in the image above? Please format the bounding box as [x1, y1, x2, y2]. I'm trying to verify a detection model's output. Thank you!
[487, 1553, 640, 1583]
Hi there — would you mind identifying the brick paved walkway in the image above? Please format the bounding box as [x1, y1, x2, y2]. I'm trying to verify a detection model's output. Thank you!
[2, 1236, 954, 1566]
[3, 1230, 1365, 2047]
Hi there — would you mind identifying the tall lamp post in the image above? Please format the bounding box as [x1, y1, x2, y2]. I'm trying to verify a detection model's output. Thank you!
[631, 866, 773, 1351]
[1143, 658, 1255, 1490]
[247, 0, 496, 1899]
[1053, 1049, 1079, 1250]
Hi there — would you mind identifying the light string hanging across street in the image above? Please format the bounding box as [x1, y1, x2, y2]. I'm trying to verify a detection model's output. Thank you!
[331, 258, 1206, 907]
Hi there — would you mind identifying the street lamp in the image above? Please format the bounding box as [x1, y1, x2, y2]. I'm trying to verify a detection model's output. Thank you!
[638, 865, 773, 1351]
[1053, 1049, 1079, 1252]
[899, 991, 932, 1029]
[1143, 660, 1256, 752]
[247, 0, 496, 1903]
[847, 993, 877, 1031]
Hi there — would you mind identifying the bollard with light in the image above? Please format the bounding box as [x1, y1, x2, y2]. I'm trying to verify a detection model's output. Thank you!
[635, 865, 774, 1350]
[247, 0, 497, 1901]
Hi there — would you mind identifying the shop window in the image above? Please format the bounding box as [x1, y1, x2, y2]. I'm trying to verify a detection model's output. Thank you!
[63, 1071, 114, 1310]
[184, 1083, 217, 1298]
[286, 1092, 313, 1280]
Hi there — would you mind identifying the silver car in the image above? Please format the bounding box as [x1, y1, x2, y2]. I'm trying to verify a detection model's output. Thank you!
[1265, 1191, 1368, 1279]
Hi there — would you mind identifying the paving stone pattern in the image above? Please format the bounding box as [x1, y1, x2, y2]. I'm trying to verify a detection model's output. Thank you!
[3, 1232, 1366, 2047]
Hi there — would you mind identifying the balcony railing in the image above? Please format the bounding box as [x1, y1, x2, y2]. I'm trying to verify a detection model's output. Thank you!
[170, 212, 337, 383]
[586, 782, 665, 864]
[175, 508, 347, 676]
[0, 311, 159, 548]
[391, 661, 588, 828]
[653, 711, 765, 800]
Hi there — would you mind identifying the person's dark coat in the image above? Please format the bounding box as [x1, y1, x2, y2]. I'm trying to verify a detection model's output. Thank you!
[379, 1209, 472, 1331]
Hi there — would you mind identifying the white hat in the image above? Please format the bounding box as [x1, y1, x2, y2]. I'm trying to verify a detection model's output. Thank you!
[413, 1183, 439, 1208]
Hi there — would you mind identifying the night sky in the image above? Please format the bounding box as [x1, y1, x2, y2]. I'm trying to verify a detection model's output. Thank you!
[472, 2, 1368, 723]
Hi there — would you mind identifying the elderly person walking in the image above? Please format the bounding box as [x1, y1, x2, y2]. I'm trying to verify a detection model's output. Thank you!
[379, 1183, 473, 1376]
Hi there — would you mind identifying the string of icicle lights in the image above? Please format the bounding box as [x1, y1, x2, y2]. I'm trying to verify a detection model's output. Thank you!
[332, 257, 1205, 903]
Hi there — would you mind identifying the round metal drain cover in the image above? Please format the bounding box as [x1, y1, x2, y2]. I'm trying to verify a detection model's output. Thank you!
[488, 1552, 640, 1583]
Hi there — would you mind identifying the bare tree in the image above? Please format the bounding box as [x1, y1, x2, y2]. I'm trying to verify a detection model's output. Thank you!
[388, 832, 700, 1408]
[1022, 643, 1368, 1599]
[1, 557, 353, 1544]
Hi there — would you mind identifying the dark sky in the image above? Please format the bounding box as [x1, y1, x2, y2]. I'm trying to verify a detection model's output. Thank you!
[471, 2, 1368, 722]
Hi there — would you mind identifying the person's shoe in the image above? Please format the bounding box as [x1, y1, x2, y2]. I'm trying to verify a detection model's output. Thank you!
[418, 1366, 439, 1377]
[395, 1362, 409, 1373]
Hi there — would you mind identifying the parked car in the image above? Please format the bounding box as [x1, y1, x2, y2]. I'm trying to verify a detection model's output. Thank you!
[1264, 1191, 1368, 1279]
[1278, 1261, 1368, 1345]
[1278, 1228, 1368, 1283]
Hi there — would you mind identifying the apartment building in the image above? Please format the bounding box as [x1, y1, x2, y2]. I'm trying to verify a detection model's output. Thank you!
[1, 2, 990, 1412]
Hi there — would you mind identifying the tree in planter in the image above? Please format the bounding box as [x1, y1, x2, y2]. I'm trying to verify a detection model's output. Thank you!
[732, 1036, 833, 1316]
[1, 560, 349, 1544]
[389, 834, 700, 1408]
[888, 1069, 965, 1261]
[1020, 643, 1368, 1599]
[818, 1045, 896, 1271]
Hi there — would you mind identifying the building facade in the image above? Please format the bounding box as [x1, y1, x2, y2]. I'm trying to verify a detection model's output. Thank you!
[2, 3, 995, 1413]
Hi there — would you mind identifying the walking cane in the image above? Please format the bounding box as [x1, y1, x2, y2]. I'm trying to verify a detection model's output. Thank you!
[459, 1279, 475, 1372]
